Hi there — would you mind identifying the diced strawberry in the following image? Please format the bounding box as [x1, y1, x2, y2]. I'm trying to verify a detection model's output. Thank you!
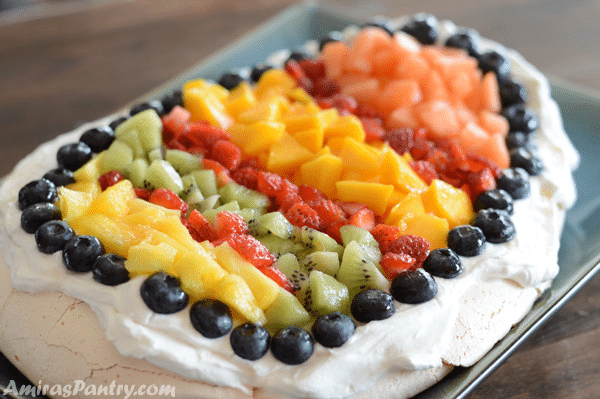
[298, 185, 326, 203]
[185, 122, 230, 150]
[297, 76, 314, 95]
[218, 233, 275, 268]
[354, 103, 380, 119]
[360, 116, 386, 142]
[298, 59, 326, 81]
[370, 224, 404, 254]
[284, 202, 322, 230]
[348, 208, 375, 231]
[410, 139, 436, 160]
[325, 219, 349, 244]
[202, 159, 233, 187]
[238, 156, 261, 169]
[468, 167, 496, 202]
[256, 171, 283, 197]
[312, 78, 340, 98]
[257, 265, 295, 293]
[230, 166, 260, 190]
[166, 138, 189, 152]
[98, 170, 124, 191]
[275, 179, 302, 212]
[387, 235, 431, 267]
[410, 160, 438, 185]
[316, 94, 358, 114]
[148, 188, 189, 215]
[210, 140, 242, 170]
[336, 201, 367, 217]
[380, 252, 417, 280]
[186, 209, 217, 242]
[384, 127, 414, 155]
[133, 188, 151, 200]
[284, 60, 306, 81]
[310, 198, 346, 226]
[214, 210, 248, 238]
[161, 105, 191, 138]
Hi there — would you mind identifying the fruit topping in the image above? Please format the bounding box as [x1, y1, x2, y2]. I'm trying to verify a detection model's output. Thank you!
[311, 312, 356, 348]
[216, 233, 275, 268]
[140, 271, 189, 314]
[80, 126, 116, 153]
[190, 299, 233, 339]
[362, 17, 395, 36]
[497, 167, 531, 200]
[18, 179, 57, 210]
[502, 104, 539, 134]
[98, 170, 125, 191]
[473, 188, 514, 214]
[474, 209, 516, 243]
[509, 147, 544, 176]
[447, 225, 486, 257]
[21, 202, 62, 234]
[218, 72, 245, 90]
[129, 100, 165, 117]
[62, 235, 105, 273]
[400, 14, 438, 45]
[250, 63, 274, 82]
[422, 248, 463, 278]
[148, 187, 189, 215]
[109, 116, 128, 131]
[390, 269, 438, 304]
[92, 253, 130, 286]
[477, 50, 511, 83]
[444, 29, 480, 57]
[271, 326, 314, 365]
[35, 220, 75, 254]
[386, 234, 431, 266]
[230, 323, 271, 361]
[43, 168, 76, 187]
[499, 79, 528, 108]
[318, 31, 344, 51]
[379, 252, 417, 280]
[350, 289, 395, 323]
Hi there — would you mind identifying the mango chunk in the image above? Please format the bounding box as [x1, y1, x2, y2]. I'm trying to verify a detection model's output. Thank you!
[228, 121, 285, 156]
[324, 115, 366, 142]
[300, 153, 344, 198]
[421, 179, 474, 228]
[335, 180, 394, 215]
[400, 212, 450, 250]
[266, 133, 314, 175]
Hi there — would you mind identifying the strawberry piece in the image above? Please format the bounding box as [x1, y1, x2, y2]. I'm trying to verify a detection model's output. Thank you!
[468, 167, 497, 202]
[284, 60, 306, 81]
[275, 179, 302, 212]
[298, 185, 326, 203]
[166, 138, 189, 152]
[298, 59, 326, 81]
[312, 78, 340, 98]
[148, 188, 189, 215]
[214, 211, 248, 238]
[284, 202, 322, 230]
[384, 127, 414, 155]
[348, 208, 375, 231]
[310, 198, 346, 226]
[297, 76, 314, 95]
[202, 159, 233, 187]
[210, 140, 242, 170]
[256, 171, 283, 197]
[133, 188, 151, 200]
[387, 235, 431, 266]
[410, 160, 438, 185]
[185, 122, 230, 150]
[186, 209, 217, 242]
[316, 94, 358, 114]
[410, 139, 436, 160]
[325, 219, 349, 244]
[230, 166, 259, 190]
[360, 117, 386, 142]
[370, 224, 404, 254]
[98, 170, 124, 191]
[354, 104, 380, 119]
[380, 252, 417, 280]
[258, 265, 295, 293]
[218, 233, 275, 268]
[161, 105, 191, 139]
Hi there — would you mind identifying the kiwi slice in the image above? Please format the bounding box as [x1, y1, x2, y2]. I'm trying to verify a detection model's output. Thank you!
[124, 157, 149, 188]
[118, 130, 145, 159]
[248, 212, 294, 239]
[274, 253, 310, 299]
[218, 182, 270, 210]
[300, 251, 340, 276]
[232, 208, 263, 223]
[336, 241, 390, 298]
[191, 169, 218, 197]
[299, 226, 344, 256]
[339, 225, 381, 264]
[100, 140, 134, 174]
[115, 109, 162, 153]
[264, 287, 311, 332]
[165, 149, 202, 175]
[304, 270, 350, 317]
[259, 235, 295, 257]
[144, 159, 184, 194]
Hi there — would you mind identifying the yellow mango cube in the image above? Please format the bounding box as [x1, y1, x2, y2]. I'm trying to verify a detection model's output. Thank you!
[400, 212, 450, 250]
[299, 153, 343, 198]
[379, 145, 427, 191]
[339, 136, 382, 172]
[254, 69, 296, 100]
[183, 79, 233, 129]
[421, 179, 474, 228]
[293, 127, 325, 153]
[335, 180, 394, 215]
[266, 133, 314, 175]
[323, 115, 365, 142]
[225, 82, 256, 117]
[385, 191, 425, 225]
[236, 97, 288, 124]
[228, 121, 285, 155]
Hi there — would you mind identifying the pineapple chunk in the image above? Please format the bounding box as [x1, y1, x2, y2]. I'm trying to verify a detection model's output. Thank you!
[126, 241, 178, 277]
[73, 152, 104, 182]
[57, 186, 93, 222]
[210, 274, 266, 324]
[86, 179, 133, 217]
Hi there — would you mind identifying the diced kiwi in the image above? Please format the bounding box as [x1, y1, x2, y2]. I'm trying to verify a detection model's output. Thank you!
[259, 235, 295, 257]
[248, 212, 294, 239]
[144, 159, 184, 194]
[303, 270, 350, 317]
[181, 174, 205, 207]
[197, 194, 221, 212]
[191, 169, 218, 197]
[165, 149, 202, 175]
[202, 201, 240, 223]
[100, 140, 134, 174]
[300, 251, 340, 276]
[147, 147, 163, 162]
[115, 109, 162, 152]
[274, 253, 310, 298]
[339, 225, 381, 264]
[232, 208, 262, 222]
[336, 241, 390, 298]
[298, 226, 344, 257]
[218, 182, 270, 210]
[118, 130, 145, 159]
[264, 287, 311, 332]
[123, 157, 149, 188]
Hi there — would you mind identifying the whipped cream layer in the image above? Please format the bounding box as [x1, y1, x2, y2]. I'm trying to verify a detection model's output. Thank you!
[0, 17, 579, 399]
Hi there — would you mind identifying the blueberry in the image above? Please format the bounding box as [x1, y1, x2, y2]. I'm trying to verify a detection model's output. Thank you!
[190, 299, 233, 339]
[447, 225, 486, 257]
[311, 312, 356, 348]
[92, 253, 130, 286]
[422, 248, 463, 279]
[474, 188, 514, 214]
[129, 100, 164, 117]
[21, 202, 61, 234]
[62, 235, 105, 273]
[505, 131, 529, 151]
[250, 63, 273, 82]
[18, 178, 57, 210]
[79, 126, 115, 153]
[502, 104, 539, 134]
[109, 116, 129, 131]
[57, 142, 93, 171]
[318, 31, 344, 51]
[400, 14, 438, 45]
[478, 50, 511, 83]
[475, 209, 516, 244]
[286, 50, 309, 63]
[218, 72, 245, 90]
[230, 323, 271, 361]
[510, 147, 544, 176]
[271, 327, 314, 365]
[43, 168, 75, 187]
[497, 167, 531, 200]
[160, 90, 183, 114]
[140, 271, 188, 314]
[362, 17, 394, 36]
[35, 220, 75, 254]
[390, 269, 438, 303]
[445, 29, 480, 57]
[499, 79, 528, 108]
[350, 289, 395, 323]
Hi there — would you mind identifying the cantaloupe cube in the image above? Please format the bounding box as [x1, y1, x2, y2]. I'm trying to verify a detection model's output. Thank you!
[319, 41, 349, 80]
[416, 100, 460, 139]
[376, 79, 422, 115]
[479, 72, 502, 113]
[299, 153, 343, 198]
[394, 53, 430, 81]
[341, 78, 380, 105]
[386, 106, 420, 130]
[400, 212, 450, 250]
[421, 179, 474, 229]
[335, 180, 394, 215]
[476, 133, 510, 169]
[478, 110, 509, 137]
[266, 133, 314, 175]
[344, 27, 392, 74]
[420, 69, 449, 102]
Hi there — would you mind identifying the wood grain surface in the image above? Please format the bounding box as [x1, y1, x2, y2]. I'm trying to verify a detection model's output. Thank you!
[1, 1, 599, 398]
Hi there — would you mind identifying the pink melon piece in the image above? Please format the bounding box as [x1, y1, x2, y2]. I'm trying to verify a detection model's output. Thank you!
[479, 110, 509, 137]
[376, 79, 422, 115]
[341, 78, 380, 105]
[477, 133, 510, 169]
[371, 48, 397, 77]
[386, 106, 420, 130]
[454, 103, 478, 127]
[420, 69, 449, 102]
[345, 27, 392, 74]
[416, 100, 460, 139]
[394, 52, 430, 81]
[479, 72, 502, 113]
[319, 41, 349, 80]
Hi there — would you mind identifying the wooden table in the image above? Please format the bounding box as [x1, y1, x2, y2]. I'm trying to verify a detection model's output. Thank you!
[1, 1, 599, 398]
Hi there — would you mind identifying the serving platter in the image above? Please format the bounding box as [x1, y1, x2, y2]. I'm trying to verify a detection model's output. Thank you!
[2, 3, 600, 399]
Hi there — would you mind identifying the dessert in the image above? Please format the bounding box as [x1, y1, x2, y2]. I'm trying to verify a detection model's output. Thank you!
[0, 13, 579, 399]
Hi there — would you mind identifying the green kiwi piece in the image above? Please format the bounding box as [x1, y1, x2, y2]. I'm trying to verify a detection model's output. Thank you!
[218, 182, 270, 210]
[299, 226, 343, 255]
[259, 235, 295, 257]
[202, 201, 240, 223]
[300, 251, 340, 276]
[115, 109, 162, 152]
[336, 241, 390, 298]
[100, 140, 134, 174]
[339, 225, 381, 264]
[232, 208, 263, 222]
[191, 169, 218, 197]
[274, 253, 310, 301]
[124, 158, 149, 188]
[118, 130, 145, 159]
[264, 287, 311, 332]
[147, 147, 163, 163]
[145, 159, 184, 194]
[197, 194, 221, 212]
[165, 149, 202, 175]
[304, 270, 350, 317]
[248, 212, 294, 239]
